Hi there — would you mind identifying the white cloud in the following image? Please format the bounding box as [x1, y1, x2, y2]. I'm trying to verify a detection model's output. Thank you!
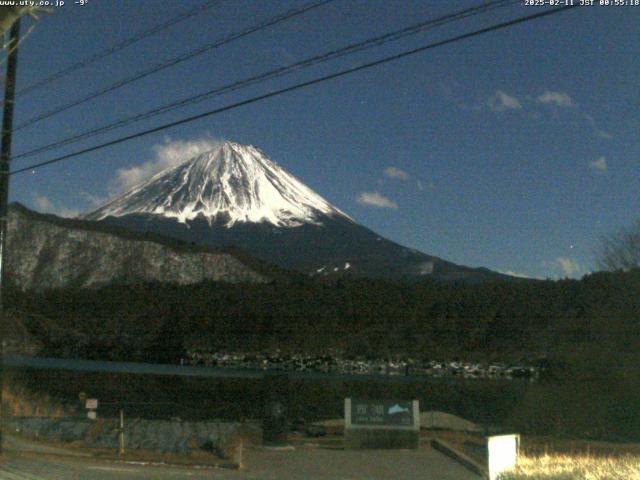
[537, 91, 574, 108]
[33, 194, 79, 218]
[356, 191, 398, 209]
[487, 90, 522, 112]
[596, 130, 613, 140]
[589, 156, 608, 172]
[80, 192, 108, 207]
[384, 167, 409, 180]
[498, 270, 531, 279]
[582, 113, 613, 140]
[479, 90, 612, 144]
[596, 129, 613, 140]
[544, 257, 582, 278]
[416, 179, 435, 191]
[556, 257, 581, 277]
[110, 136, 223, 194]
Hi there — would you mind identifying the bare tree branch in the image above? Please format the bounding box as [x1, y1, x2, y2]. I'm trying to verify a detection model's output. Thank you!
[597, 220, 640, 271]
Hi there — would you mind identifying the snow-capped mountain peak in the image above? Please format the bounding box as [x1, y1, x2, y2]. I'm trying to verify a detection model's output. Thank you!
[85, 141, 352, 227]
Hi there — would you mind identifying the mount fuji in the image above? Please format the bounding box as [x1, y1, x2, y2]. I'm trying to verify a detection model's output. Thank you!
[84, 142, 503, 281]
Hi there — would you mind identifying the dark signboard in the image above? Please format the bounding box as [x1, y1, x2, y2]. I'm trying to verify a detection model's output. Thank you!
[350, 399, 414, 427]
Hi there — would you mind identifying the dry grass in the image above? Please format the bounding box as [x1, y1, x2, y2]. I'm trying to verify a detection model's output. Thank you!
[500, 453, 640, 480]
[521, 436, 640, 458]
[3, 382, 72, 418]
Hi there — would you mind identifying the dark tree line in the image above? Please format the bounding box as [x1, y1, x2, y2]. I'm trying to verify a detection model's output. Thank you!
[6, 268, 640, 366]
[7, 269, 640, 441]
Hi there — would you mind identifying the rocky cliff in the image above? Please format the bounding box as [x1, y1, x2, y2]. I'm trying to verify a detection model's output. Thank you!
[6, 204, 268, 290]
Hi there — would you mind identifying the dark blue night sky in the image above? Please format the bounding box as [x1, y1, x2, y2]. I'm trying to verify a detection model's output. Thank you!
[7, 0, 640, 279]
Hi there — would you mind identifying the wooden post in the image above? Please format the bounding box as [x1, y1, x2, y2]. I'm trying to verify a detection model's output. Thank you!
[262, 372, 289, 446]
[119, 409, 125, 457]
[234, 438, 243, 469]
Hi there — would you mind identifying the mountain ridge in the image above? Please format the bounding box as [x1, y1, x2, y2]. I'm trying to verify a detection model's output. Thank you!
[6, 202, 290, 290]
[84, 141, 510, 282]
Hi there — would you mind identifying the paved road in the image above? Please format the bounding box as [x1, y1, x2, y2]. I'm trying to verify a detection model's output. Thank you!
[1, 432, 481, 479]
[244, 445, 482, 480]
[4, 435, 90, 457]
[1, 443, 481, 480]
[0, 453, 244, 480]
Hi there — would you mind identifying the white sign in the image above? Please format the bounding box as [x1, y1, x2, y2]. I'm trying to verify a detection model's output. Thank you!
[488, 434, 519, 480]
[85, 398, 98, 410]
[87, 410, 97, 420]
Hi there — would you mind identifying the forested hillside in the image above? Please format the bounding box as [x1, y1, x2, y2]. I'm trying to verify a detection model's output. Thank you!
[7, 269, 640, 364]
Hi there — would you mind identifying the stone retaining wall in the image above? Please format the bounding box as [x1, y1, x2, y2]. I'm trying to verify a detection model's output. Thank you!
[6, 416, 243, 454]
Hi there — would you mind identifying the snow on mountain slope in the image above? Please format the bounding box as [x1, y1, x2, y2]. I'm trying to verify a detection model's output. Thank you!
[85, 142, 351, 227]
[82, 141, 509, 282]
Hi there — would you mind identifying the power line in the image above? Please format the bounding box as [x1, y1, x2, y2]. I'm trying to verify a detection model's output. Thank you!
[11, 5, 578, 176]
[12, 0, 336, 132]
[13, 0, 516, 162]
[10, 0, 221, 99]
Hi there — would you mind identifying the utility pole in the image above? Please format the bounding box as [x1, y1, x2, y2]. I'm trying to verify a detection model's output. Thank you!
[0, 17, 22, 454]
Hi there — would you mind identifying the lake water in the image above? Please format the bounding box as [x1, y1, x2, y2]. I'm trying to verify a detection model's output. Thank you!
[7, 355, 532, 431]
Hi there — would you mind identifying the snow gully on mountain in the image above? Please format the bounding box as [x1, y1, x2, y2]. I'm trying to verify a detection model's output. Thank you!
[85, 142, 352, 228]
